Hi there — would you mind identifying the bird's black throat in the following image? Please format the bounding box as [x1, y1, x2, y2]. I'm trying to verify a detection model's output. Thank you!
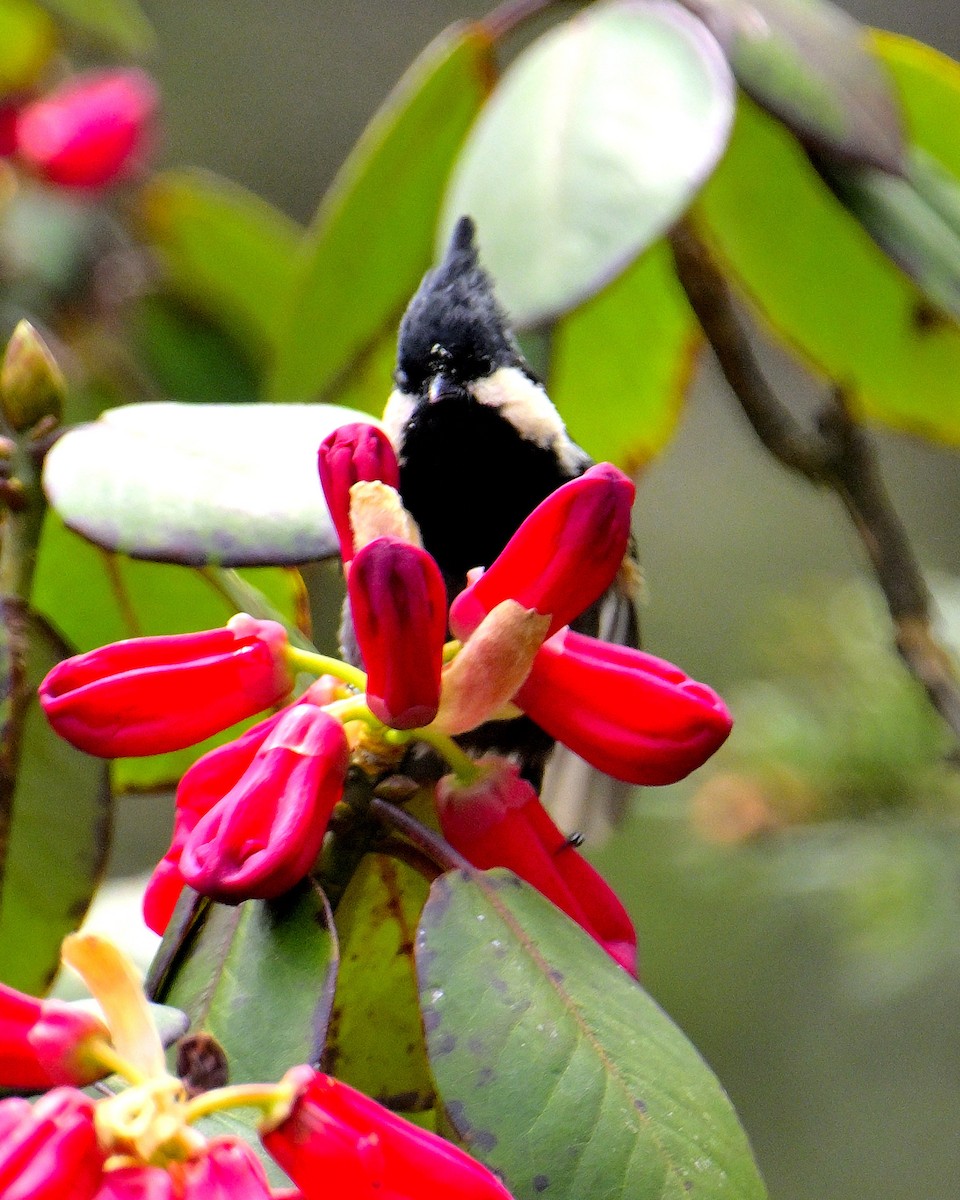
[398, 393, 573, 603]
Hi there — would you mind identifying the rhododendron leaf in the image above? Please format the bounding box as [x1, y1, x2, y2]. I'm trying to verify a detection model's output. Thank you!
[440, 0, 734, 327]
[146, 881, 337, 1085]
[695, 91, 960, 446]
[548, 239, 700, 468]
[31, 513, 306, 791]
[417, 869, 767, 1200]
[139, 170, 301, 360]
[329, 848, 437, 1125]
[268, 22, 494, 402]
[676, 0, 903, 171]
[38, 0, 154, 55]
[0, 612, 109, 993]
[42, 401, 379, 565]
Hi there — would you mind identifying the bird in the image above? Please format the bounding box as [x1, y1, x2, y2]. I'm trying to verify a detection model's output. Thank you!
[380, 216, 640, 839]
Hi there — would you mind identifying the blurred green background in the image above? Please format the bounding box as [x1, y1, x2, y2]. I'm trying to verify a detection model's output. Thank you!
[86, 2, 960, 1198]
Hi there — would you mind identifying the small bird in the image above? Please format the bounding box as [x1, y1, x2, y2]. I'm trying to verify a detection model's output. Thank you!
[382, 216, 640, 838]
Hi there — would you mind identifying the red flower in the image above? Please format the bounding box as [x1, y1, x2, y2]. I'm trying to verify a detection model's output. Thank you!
[437, 759, 637, 974]
[449, 463, 634, 640]
[348, 537, 447, 729]
[517, 630, 733, 785]
[0, 1088, 105, 1199]
[262, 1067, 514, 1200]
[16, 70, 157, 188]
[178, 1137, 273, 1199]
[317, 423, 399, 563]
[94, 1166, 174, 1199]
[0, 983, 109, 1091]
[142, 709, 287, 933]
[178, 706, 348, 904]
[39, 615, 293, 759]
[0, 979, 112, 1094]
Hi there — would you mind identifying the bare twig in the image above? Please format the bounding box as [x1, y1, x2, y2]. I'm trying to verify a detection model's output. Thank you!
[670, 218, 960, 743]
[369, 796, 469, 874]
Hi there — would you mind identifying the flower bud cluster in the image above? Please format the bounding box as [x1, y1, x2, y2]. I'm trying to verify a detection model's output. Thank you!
[38, 421, 731, 954]
[0, 936, 513, 1199]
[2, 69, 157, 189]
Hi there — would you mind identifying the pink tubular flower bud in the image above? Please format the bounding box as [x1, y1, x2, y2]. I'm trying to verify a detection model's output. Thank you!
[38, 615, 293, 759]
[179, 1136, 273, 1199]
[178, 706, 348, 904]
[0, 983, 109, 1090]
[437, 760, 637, 974]
[518, 630, 733, 785]
[348, 537, 447, 729]
[0, 1088, 105, 1200]
[449, 464, 634, 640]
[317, 423, 399, 563]
[16, 70, 157, 189]
[94, 1166, 175, 1199]
[262, 1066, 514, 1200]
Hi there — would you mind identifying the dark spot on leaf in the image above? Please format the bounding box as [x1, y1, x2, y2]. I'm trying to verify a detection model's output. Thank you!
[683, 1181, 694, 1192]
[548, 968, 564, 984]
[467, 1037, 486, 1056]
[424, 877, 453, 922]
[422, 1009, 442, 1033]
[912, 298, 949, 335]
[431, 1030, 457, 1056]
[489, 977, 509, 995]
[446, 1099, 470, 1132]
[634, 1098, 647, 1113]
[397, 938, 414, 957]
[476, 1066, 495, 1087]
[471, 1128, 498, 1151]
[533, 1175, 551, 1192]
[176, 1033, 229, 1096]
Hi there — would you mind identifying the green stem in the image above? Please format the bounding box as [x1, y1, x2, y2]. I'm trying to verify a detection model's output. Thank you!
[323, 696, 380, 726]
[394, 725, 481, 783]
[286, 645, 367, 691]
[184, 1082, 285, 1125]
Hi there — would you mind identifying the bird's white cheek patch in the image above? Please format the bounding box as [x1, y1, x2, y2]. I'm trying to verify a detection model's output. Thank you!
[382, 389, 416, 451]
[471, 367, 583, 474]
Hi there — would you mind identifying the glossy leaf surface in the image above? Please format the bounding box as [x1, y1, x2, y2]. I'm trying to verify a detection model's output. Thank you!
[549, 239, 700, 468]
[417, 869, 767, 1200]
[677, 0, 903, 171]
[696, 90, 960, 444]
[0, 611, 109, 993]
[147, 882, 338, 1084]
[42, 402, 378, 565]
[327, 851, 435, 1122]
[268, 22, 494, 402]
[139, 170, 301, 359]
[441, 0, 734, 326]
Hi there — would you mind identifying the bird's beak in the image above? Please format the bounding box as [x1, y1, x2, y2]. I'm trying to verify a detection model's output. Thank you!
[427, 373, 466, 405]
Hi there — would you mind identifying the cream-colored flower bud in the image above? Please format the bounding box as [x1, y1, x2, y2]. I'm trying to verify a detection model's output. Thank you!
[348, 480, 421, 554]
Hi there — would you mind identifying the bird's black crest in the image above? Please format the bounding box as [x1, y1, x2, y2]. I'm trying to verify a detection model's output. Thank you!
[395, 216, 525, 393]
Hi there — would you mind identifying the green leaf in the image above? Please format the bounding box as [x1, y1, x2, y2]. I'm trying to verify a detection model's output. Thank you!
[31, 513, 307, 790]
[42, 402, 377, 566]
[549, 239, 700, 467]
[417, 869, 767, 1200]
[328, 852, 435, 1121]
[0, 611, 109, 993]
[676, 0, 903, 171]
[874, 31, 960, 177]
[695, 94, 960, 444]
[37, 0, 153, 54]
[0, 0, 56, 94]
[146, 882, 338, 1084]
[441, 0, 734, 327]
[817, 149, 960, 323]
[139, 170, 301, 361]
[129, 294, 259, 403]
[267, 22, 494, 402]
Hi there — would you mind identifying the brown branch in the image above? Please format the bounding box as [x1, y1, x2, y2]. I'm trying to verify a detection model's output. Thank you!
[670, 218, 960, 743]
[369, 797, 469, 874]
